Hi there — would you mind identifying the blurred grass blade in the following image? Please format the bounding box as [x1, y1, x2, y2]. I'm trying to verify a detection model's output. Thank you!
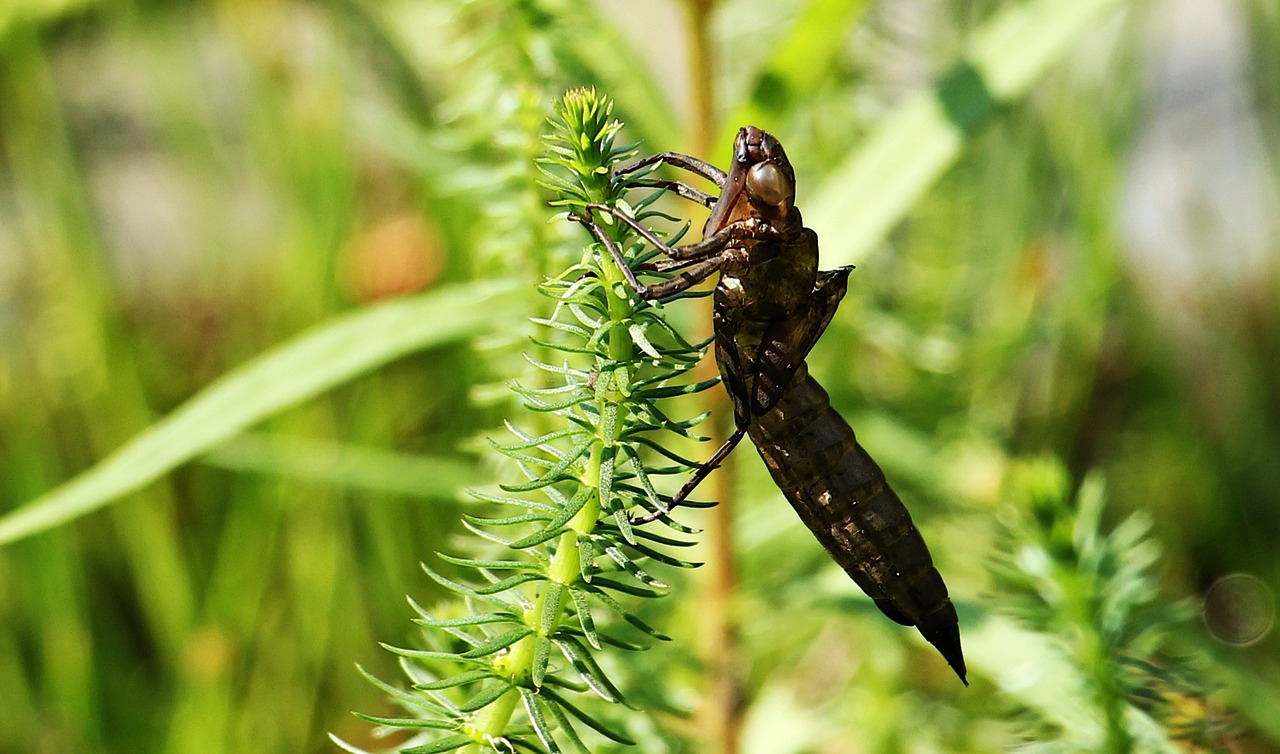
[0, 280, 519, 546]
[200, 433, 477, 500]
[717, 0, 874, 146]
[810, 0, 1129, 265]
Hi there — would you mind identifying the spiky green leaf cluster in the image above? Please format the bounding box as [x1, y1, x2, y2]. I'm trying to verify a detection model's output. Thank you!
[538, 88, 634, 213]
[991, 459, 1231, 753]
[994, 461, 1166, 650]
[342, 89, 713, 754]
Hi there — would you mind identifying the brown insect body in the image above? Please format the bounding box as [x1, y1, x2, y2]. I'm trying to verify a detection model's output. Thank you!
[706, 129, 966, 684]
[577, 127, 966, 683]
[748, 369, 965, 682]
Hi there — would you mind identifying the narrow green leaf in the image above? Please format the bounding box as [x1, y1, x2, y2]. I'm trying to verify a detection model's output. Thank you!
[470, 573, 546, 597]
[541, 675, 588, 695]
[508, 486, 593, 550]
[624, 526, 696, 548]
[597, 446, 616, 520]
[542, 698, 592, 754]
[415, 669, 498, 691]
[608, 537, 699, 569]
[463, 512, 553, 527]
[504, 524, 569, 551]
[619, 445, 663, 513]
[420, 564, 517, 609]
[529, 315, 592, 339]
[379, 643, 478, 664]
[508, 381, 590, 403]
[401, 734, 475, 754]
[567, 588, 600, 650]
[602, 544, 669, 588]
[499, 437, 594, 492]
[610, 507, 636, 549]
[500, 447, 568, 471]
[351, 713, 459, 730]
[586, 577, 663, 599]
[579, 585, 670, 641]
[436, 554, 540, 571]
[460, 622, 535, 660]
[577, 537, 597, 584]
[518, 688, 561, 754]
[455, 522, 524, 553]
[622, 435, 705, 470]
[567, 303, 603, 330]
[539, 583, 566, 636]
[0, 280, 518, 546]
[539, 687, 637, 746]
[354, 664, 449, 715]
[530, 636, 553, 689]
[556, 626, 647, 653]
[521, 353, 592, 378]
[466, 489, 559, 513]
[637, 378, 720, 399]
[492, 426, 586, 453]
[627, 322, 661, 359]
[410, 612, 522, 630]
[457, 683, 515, 714]
[551, 637, 626, 704]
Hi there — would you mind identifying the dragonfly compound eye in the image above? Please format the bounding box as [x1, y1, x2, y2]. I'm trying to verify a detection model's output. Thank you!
[746, 162, 794, 208]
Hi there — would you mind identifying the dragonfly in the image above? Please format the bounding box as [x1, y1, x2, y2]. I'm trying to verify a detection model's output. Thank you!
[573, 126, 966, 684]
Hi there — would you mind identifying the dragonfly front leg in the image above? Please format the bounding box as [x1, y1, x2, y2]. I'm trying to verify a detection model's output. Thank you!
[640, 255, 712, 274]
[571, 214, 729, 300]
[585, 203, 722, 263]
[615, 151, 727, 187]
[585, 203, 780, 264]
[625, 178, 716, 208]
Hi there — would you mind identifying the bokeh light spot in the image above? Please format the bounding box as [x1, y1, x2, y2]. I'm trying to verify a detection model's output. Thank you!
[1203, 573, 1275, 646]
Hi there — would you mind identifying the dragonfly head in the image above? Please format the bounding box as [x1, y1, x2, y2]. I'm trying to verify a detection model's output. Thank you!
[704, 126, 798, 235]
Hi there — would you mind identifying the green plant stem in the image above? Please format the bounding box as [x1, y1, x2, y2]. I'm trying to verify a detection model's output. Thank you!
[470, 175, 637, 750]
[472, 517, 587, 746]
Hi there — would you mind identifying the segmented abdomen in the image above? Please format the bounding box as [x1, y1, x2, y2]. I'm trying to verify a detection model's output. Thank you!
[747, 365, 966, 681]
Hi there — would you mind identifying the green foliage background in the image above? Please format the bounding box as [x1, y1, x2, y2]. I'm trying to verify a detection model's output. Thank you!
[1, 0, 1278, 752]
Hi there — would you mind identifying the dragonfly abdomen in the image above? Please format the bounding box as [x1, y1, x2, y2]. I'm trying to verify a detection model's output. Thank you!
[747, 367, 967, 683]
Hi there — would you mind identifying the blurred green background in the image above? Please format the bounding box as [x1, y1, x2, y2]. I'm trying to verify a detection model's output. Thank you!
[1, 0, 1278, 752]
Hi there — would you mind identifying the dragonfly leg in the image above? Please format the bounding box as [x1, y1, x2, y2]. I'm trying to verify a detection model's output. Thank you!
[572, 214, 649, 295]
[571, 213, 729, 300]
[585, 203, 717, 262]
[631, 426, 747, 525]
[640, 255, 728, 299]
[615, 151, 727, 187]
[624, 178, 716, 208]
[586, 202, 778, 263]
[639, 255, 707, 274]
